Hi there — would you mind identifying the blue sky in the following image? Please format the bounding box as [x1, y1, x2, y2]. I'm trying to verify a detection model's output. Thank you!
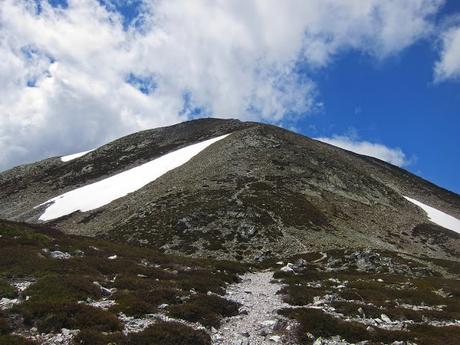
[0, 1, 459, 194]
[301, 37, 460, 193]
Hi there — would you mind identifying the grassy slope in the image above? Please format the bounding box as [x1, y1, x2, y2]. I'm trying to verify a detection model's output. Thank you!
[1, 220, 460, 344]
[0, 220, 247, 345]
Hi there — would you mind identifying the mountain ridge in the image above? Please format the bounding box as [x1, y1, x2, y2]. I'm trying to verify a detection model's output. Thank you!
[0, 118, 459, 262]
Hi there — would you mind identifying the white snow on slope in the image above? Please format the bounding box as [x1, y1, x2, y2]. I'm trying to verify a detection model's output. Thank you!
[38, 134, 230, 221]
[404, 196, 460, 234]
[61, 150, 94, 162]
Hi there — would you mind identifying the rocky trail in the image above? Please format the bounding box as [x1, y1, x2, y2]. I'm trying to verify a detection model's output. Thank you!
[213, 270, 296, 345]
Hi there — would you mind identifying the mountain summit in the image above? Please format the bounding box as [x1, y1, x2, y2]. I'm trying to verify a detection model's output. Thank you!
[0, 118, 459, 261]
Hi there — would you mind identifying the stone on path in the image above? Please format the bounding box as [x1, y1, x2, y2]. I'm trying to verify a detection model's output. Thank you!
[213, 270, 294, 345]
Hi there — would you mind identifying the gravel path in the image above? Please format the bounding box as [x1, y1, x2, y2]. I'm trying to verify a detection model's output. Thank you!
[213, 270, 295, 345]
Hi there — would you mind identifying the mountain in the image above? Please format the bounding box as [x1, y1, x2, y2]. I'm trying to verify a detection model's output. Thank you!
[1, 118, 460, 345]
[0, 118, 459, 262]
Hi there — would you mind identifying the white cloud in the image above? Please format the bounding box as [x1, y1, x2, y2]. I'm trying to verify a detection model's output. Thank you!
[315, 135, 408, 167]
[435, 24, 460, 81]
[0, 0, 443, 170]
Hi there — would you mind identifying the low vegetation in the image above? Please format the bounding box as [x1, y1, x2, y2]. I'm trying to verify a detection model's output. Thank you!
[280, 308, 411, 344]
[74, 322, 211, 345]
[275, 249, 460, 345]
[168, 294, 240, 327]
[1, 219, 459, 344]
[0, 220, 248, 344]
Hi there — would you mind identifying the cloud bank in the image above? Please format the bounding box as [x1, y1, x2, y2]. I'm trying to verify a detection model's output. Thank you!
[435, 24, 460, 81]
[0, 0, 445, 170]
[316, 135, 408, 167]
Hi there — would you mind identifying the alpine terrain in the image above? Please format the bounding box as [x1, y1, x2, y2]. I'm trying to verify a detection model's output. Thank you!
[0, 118, 459, 345]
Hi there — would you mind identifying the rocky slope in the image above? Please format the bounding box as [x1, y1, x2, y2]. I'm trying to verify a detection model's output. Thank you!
[0, 118, 459, 262]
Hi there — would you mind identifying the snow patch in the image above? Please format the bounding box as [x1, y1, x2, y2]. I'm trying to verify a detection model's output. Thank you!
[38, 134, 230, 221]
[61, 150, 94, 162]
[404, 196, 460, 234]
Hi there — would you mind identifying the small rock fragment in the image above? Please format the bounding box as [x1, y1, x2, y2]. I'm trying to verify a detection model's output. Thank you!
[269, 335, 281, 342]
[50, 250, 72, 260]
[380, 314, 392, 323]
[280, 263, 294, 273]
